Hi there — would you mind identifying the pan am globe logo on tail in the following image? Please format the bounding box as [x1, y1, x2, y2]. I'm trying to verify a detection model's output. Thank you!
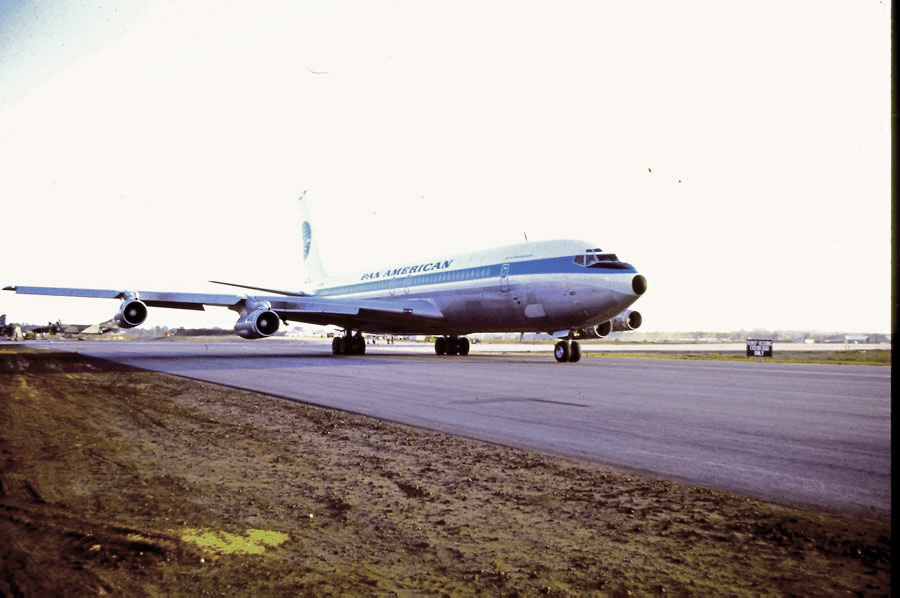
[302, 221, 312, 261]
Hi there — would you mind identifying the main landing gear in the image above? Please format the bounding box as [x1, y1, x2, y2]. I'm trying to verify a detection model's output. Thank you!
[332, 331, 366, 355]
[554, 340, 581, 363]
[434, 336, 471, 356]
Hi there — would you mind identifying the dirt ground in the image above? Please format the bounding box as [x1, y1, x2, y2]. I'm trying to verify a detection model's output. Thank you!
[0, 346, 890, 597]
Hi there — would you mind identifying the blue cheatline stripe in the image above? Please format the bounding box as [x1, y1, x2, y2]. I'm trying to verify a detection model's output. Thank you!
[314, 256, 636, 297]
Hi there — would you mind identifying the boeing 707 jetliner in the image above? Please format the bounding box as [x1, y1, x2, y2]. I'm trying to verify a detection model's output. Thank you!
[5, 193, 647, 363]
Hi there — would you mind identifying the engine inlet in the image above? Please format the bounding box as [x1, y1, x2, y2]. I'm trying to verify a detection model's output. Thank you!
[632, 274, 648, 296]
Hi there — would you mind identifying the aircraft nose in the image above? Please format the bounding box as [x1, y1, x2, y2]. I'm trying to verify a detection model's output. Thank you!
[632, 274, 647, 296]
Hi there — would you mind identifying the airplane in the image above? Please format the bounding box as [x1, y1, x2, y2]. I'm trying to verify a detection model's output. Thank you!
[26, 321, 62, 336]
[3, 193, 647, 363]
[28, 319, 120, 337]
[1, 314, 21, 339]
[0, 315, 119, 339]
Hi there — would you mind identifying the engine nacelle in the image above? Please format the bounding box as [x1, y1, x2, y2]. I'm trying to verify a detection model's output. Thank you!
[114, 299, 148, 329]
[576, 321, 613, 338]
[610, 309, 642, 332]
[234, 309, 280, 339]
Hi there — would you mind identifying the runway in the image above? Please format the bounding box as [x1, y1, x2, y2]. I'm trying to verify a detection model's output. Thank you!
[44, 339, 891, 517]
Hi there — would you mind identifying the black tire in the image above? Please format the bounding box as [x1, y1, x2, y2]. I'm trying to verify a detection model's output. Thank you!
[350, 336, 366, 355]
[458, 337, 470, 356]
[568, 341, 581, 363]
[554, 341, 569, 363]
[434, 337, 446, 355]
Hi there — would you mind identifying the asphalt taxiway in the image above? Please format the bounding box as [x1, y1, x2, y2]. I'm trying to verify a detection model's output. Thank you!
[41, 339, 891, 517]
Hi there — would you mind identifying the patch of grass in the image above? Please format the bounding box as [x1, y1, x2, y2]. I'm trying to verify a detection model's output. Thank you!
[181, 529, 290, 555]
[586, 349, 891, 366]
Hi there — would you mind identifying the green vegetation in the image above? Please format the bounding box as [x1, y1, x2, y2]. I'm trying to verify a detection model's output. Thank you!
[586, 349, 891, 366]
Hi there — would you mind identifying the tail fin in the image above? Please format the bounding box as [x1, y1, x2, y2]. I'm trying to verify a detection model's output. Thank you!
[298, 191, 327, 285]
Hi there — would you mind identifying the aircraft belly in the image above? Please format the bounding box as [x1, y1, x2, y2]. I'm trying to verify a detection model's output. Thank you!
[433, 291, 514, 332]
[526, 277, 636, 330]
[426, 281, 632, 334]
[429, 281, 581, 333]
[524, 280, 578, 325]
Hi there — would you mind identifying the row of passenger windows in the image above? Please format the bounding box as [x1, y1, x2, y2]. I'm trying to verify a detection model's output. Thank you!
[323, 267, 495, 296]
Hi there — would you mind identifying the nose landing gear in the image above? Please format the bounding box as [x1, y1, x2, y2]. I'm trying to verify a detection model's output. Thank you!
[554, 340, 581, 363]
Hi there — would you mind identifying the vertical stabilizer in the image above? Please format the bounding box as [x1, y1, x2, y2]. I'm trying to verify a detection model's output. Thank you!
[298, 191, 327, 285]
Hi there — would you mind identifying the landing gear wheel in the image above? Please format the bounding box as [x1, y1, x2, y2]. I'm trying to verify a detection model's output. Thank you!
[568, 341, 581, 363]
[349, 335, 366, 355]
[435, 336, 470, 356]
[554, 341, 569, 363]
[334, 332, 366, 355]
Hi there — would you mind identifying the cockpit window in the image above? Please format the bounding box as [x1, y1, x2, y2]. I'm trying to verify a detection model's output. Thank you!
[573, 249, 629, 269]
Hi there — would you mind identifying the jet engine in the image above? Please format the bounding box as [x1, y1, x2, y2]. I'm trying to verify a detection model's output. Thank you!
[234, 308, 280, 339]
[576, 310, 642, 338]
[610, 309, 642, 331]
[114, 299, 148, 329]
[576, 321, 613, 338]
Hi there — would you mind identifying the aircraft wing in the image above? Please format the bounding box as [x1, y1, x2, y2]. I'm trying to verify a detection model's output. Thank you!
[3, 285, 444, 333]
[4, 286, 236, 310]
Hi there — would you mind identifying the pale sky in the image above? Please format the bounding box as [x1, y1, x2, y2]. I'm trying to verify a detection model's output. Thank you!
[0, 1, 891, 333]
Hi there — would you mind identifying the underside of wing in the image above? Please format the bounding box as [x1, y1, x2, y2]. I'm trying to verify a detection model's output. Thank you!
[270, 297, 444, 333]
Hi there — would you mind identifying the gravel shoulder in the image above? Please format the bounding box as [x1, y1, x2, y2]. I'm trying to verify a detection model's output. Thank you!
[1, 346, 891, 596]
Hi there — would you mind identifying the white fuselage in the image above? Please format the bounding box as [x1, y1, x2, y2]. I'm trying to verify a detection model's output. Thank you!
[307, 239, 644, 335]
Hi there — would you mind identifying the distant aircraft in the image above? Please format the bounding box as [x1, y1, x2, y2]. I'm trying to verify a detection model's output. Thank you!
[28, 319, 120, 337]
[1, 314, 21, 339]
[4, 193, 647, 362]
[26, 321, 59, 335]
